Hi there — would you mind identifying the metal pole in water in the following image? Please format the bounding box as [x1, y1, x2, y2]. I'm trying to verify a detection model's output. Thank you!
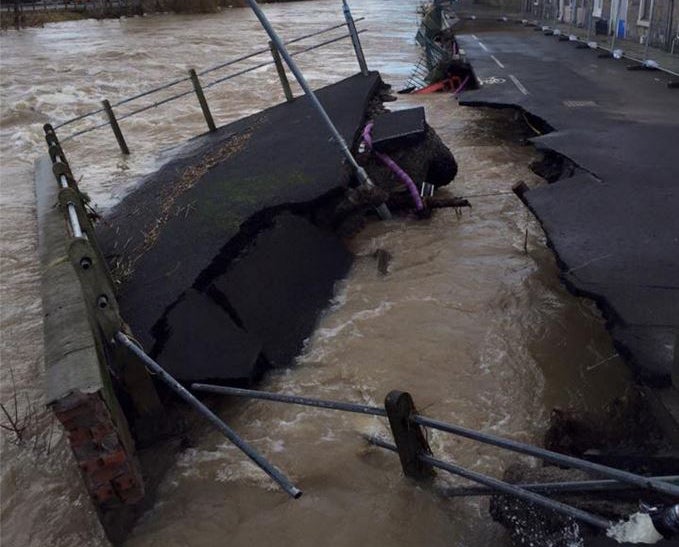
[191, 383, 387, 416]
[115, 333, 302, 499]
[366, 436, 613, 531]
[412, 414, 679, 498]
[241, 0, 391, 220]
[444, 475, 679, 497]
[342, 0, 369, 76]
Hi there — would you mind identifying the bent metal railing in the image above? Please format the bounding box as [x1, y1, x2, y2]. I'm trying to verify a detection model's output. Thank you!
[52, 17, 368, 151]
[40, 1, 678, 534]
[188, 384, 679, 531]
[42, 120, 679, 530]
[40, 1, 391, 513]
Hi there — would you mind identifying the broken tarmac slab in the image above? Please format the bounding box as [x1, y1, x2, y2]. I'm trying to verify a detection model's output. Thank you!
[97, 72, 376, 384]
[455, 29, 679, 386]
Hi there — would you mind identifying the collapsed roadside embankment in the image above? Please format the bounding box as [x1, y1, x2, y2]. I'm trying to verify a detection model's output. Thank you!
[96, 72, 459, 390]
[445, 18, 679, 545]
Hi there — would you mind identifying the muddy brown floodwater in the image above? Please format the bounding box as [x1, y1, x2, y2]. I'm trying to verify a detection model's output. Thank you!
[0, 1, 633, 546]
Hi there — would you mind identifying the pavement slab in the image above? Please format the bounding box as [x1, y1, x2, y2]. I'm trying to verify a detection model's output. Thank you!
[97, 72, 379, 382]
[457, 29, 679, 385]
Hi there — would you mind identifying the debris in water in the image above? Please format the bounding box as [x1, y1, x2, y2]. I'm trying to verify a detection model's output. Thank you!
[606, 513, 663, 544]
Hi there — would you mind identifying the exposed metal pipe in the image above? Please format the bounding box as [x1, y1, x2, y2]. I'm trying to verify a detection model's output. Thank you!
[444, 475, 679, 497]
[191, 383, 387, 417]
[366, 435, 613, 530]
[115, 333, 302, 499]
[242, 0, 391, 220]
[66, 204, 83, 239]
[412, 415, 679, 498]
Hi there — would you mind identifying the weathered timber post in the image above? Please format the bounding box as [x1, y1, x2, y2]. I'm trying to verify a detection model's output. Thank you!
[102, 99, 130, 155]
[189, 69, 216, 132]
[268, 42, 294, 102]
[384, 390, 435, 480]
[342, 0, 369, 76]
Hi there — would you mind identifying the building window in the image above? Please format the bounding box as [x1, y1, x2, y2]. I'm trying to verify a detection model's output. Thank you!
[593, 0, 603, 18]
[638, 0, 652, 25]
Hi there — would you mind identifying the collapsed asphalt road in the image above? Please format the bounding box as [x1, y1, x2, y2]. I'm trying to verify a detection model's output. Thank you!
[456, 27, 679, 387]
[96, 72, 458, 386]
[97, 73, 382, 384]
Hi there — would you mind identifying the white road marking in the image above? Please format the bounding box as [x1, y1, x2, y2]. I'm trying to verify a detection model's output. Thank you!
[491, 55, 505, 68]
[478, 41, 489, 52]
[471, 34, 478, 40]
[509, 74, 529, 95]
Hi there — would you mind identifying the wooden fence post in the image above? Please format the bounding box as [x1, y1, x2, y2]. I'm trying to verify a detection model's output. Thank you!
[189, 69, 216, 132]
[102, 99, 130, 155]
[384, 390, 435, 480]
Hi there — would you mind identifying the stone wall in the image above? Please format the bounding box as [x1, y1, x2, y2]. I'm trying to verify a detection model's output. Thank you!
[622, 0, 679, 49]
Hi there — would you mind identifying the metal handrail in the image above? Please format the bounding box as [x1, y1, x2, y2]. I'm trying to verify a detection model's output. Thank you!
[192, 383, 387, 417]
[59, 29, 365, 143]
[412, 414, 679, 498]
[366, 435, 613, 530]
[443, 475, 679, 497]
[191, 383, 679, 500]
[53, 18, 364, 130]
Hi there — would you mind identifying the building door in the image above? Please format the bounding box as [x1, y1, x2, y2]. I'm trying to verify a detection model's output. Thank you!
[609, 0, 628, 36]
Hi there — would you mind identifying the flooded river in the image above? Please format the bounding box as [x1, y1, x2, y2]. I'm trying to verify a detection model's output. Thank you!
[0, 1, 633, 545]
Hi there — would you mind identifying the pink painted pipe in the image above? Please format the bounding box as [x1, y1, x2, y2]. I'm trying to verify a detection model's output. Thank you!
[362, 121, 424, 211]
